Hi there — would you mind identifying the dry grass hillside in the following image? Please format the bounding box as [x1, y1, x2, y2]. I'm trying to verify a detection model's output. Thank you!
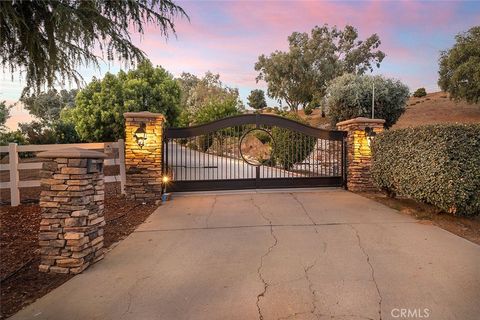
[262, 108, 331, 128]
[297, 108, 331, 128]
[291, 91, 480, 128]
[394, 91, 480, 128]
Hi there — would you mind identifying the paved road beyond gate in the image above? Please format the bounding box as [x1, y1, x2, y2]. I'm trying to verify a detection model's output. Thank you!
[163, 114, 346, 191]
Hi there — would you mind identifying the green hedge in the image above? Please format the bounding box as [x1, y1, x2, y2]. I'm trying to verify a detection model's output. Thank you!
[371, 124, 480, 216]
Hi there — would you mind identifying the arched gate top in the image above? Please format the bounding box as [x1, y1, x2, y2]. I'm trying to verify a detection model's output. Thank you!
[165, 114, 346, 140]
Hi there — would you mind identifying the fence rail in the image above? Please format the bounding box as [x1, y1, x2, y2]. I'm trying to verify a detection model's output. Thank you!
[0, 140, 126, 206]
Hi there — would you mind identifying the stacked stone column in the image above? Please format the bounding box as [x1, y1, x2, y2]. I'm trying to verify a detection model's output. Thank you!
[37, 148, 107, 274]
[336, 117, 385, 192]
[124, 111, 165, 202]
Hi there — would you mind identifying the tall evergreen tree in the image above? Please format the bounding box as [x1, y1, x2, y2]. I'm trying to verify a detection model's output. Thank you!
[0, 0, 187, 95]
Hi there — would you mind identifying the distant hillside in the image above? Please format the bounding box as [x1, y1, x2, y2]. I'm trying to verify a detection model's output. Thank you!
[295, 91, 480, 128]
[297, 108, 331, 128]
[393, 91, 480, 128]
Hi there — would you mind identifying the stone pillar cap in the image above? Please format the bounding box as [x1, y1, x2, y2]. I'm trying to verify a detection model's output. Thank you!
[37, 147, 108, 159]
[123, 111, 165, 119]
[336, 117, 386, 127]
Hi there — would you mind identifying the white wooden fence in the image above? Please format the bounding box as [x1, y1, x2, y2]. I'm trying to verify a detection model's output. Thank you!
[0, 140, 126, 207]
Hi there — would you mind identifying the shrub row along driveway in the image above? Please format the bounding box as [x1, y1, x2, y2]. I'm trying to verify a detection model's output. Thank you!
[12, 190, 480, 320]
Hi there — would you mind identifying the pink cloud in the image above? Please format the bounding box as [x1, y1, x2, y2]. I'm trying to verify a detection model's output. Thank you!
[3, 0, 479, 106]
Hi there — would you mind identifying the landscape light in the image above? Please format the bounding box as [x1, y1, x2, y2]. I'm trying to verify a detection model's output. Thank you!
[364, 126, 377, 147]
[134, 122, 147, 148]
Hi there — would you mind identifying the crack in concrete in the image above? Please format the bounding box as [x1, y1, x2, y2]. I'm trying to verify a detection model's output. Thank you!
[290, 193, 333, 320]
[123, 291, 133, 318]
[121, 276, 151, 318]
[256, 225, 278, 320]
[349, 224, 383, 320]
[134, 221, 418, 233]
[205, 195, 217, 228]
[252, 195, 278, 320]
[252, 195, 272, 225]
[303, 259, 320, 319]
[290, 193, 317, 226]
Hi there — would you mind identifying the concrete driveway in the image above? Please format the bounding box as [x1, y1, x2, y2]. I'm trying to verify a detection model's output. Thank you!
[11, 190, 480, 320]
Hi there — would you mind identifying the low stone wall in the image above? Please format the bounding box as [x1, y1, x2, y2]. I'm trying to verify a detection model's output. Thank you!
[38, 148, 107, 274]
[336, 117, 385, 192]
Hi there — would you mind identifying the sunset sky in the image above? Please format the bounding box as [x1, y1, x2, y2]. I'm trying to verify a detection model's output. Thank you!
[2, 0, 480, 129]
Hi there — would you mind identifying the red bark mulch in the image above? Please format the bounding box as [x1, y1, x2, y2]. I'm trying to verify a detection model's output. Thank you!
[0, 183, 158, 319]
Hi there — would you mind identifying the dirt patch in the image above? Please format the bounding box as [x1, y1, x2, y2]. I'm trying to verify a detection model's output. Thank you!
[394, 91, 480, 128]
[359, 192, 480, 245]
[0, 183, 158, 319]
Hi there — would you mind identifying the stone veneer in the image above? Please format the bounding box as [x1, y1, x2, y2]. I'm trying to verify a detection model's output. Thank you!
[37, 148, 107, 274]
[124, 111, 165, 202]
[336, 117, 385, 192]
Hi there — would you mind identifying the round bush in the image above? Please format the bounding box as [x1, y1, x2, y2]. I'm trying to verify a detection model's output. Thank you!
[413, 87, 427, 97]
[326, 74, 409, 128]
[271, 113, 316, 170]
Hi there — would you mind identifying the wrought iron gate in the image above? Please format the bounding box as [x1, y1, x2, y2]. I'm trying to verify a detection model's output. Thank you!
[163, 114, 346, 192]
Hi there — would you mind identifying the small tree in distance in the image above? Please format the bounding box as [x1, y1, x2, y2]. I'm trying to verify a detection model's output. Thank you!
[413, 88, 427, 98]
[177, 72, 244, 126]
[247, 89, 267, 111]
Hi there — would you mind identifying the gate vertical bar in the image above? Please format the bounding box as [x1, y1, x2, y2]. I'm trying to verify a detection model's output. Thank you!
[162, 132, 167, 193]
[342, 135, 347, 189]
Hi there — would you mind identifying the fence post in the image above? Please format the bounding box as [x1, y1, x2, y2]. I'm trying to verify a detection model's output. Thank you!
[118, 139, 126, 195]
[8, 143, 20, 206]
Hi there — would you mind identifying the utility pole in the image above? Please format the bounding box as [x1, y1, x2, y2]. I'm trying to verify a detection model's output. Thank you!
[372, 81, 375, 119]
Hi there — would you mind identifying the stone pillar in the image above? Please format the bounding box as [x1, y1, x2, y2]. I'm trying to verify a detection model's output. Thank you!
[336, 117, 385, 192]
[37, 148, 107, 274]
[124, 111, 165, 202]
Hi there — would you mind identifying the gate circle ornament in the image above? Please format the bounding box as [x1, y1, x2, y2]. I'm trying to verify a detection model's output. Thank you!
[239, 128, 275, 166]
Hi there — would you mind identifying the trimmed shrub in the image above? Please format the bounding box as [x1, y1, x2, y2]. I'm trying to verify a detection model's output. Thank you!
[304, 105, 313, 115]
[272, 113, 316, 170]
[197, 134, 214, 152]
[371, 124, 480, 216]
[413, 87, 427, 97]
[254, 130, 271, 144]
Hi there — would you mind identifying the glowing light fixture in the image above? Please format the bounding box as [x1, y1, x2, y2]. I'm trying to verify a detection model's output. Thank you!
[134, 122, 147, 148]
[364, 127, 377, 147]
[162, 174, 171, 201]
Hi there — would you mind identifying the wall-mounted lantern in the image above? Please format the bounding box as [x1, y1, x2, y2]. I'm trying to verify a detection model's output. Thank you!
[364, 126, 377, 147]
[134, 122, 147, 148]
